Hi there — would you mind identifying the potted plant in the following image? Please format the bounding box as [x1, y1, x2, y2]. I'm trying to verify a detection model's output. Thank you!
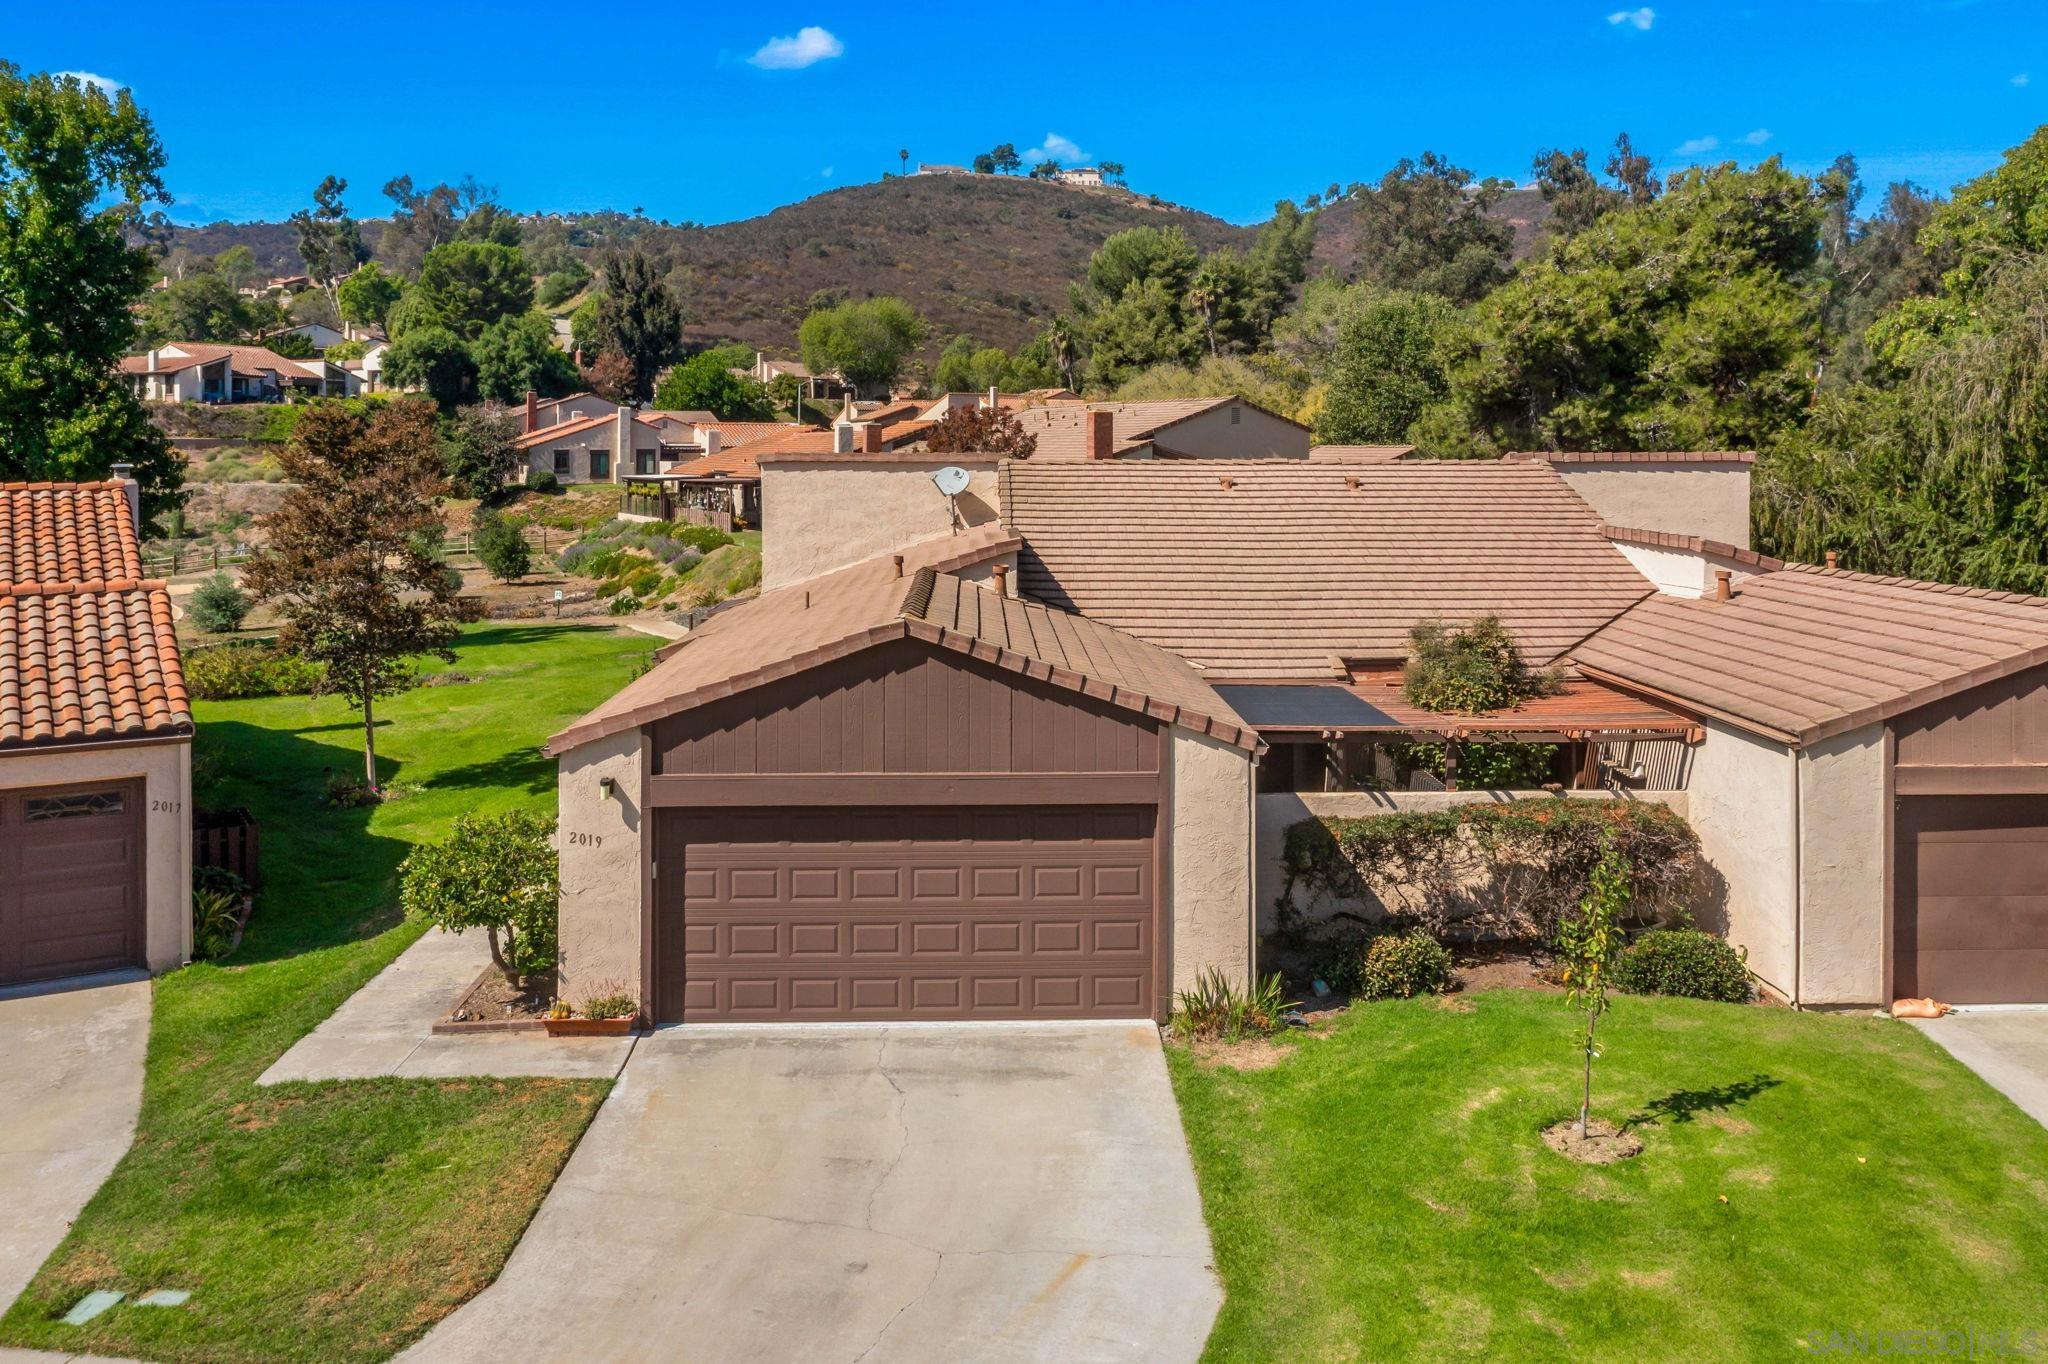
[542, 985, 639, 1037]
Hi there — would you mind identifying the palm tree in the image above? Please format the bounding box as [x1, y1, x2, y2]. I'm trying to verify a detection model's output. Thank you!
[1043, 317, 1079, 391]
[1187, 265, 1226, 358]
[898, 148, 910, 175]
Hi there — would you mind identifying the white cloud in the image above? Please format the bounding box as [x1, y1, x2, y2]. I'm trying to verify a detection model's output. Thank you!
[1025, 132, 1091, 165]
[2015, 73, 2031, 87]
[1674, 135, 1720, 156]
[820, 165, 834, 178]
[1738, 128, 1773, 146]
[57, 70, 121, 96]
[1607, 7, 1655, 30]
[747, 26, 843, 70]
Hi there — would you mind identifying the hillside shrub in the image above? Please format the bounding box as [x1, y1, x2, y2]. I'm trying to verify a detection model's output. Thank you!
[1357, 932, 1453, 999]
[185, 642, 325, 700]
[472, 510, 532, 581]
[1279, 801, 1699, 942]
[1613, 928, 1753, 1002]
[524, 469, 560, 492]
[187, 572, 251, 634]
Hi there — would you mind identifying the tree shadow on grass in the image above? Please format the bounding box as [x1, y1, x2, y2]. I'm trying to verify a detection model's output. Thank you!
[1625, 1073, 1782, 1130]
[424, 745, 557, 797]
[197, 719, 417, 967]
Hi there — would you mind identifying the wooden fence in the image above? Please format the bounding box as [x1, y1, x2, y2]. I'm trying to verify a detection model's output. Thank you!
[194, 808, 261, 890]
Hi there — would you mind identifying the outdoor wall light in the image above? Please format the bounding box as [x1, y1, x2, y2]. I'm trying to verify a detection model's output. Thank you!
[599, 776, 616, 796]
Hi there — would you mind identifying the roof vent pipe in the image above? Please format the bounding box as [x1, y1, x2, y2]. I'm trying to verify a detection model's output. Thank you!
[1219, 476, 1235, 490]
[892, 554, 904, 578]
[991, 562, 1009, 595]
[1713, 569, 1732, 602]
[1824, 550, 1839, 570]
[1344, 475, 1360, 491]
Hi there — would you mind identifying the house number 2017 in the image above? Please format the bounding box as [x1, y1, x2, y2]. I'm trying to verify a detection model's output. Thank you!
[568, 832, 603, 848]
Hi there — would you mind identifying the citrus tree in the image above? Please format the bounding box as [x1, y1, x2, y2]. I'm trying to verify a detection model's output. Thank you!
[399, 810, 559, 985]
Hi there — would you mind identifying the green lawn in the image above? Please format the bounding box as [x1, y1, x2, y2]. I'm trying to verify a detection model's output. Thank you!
[1170, 990, 2048, 1362]
[0, 623, 656, 1364]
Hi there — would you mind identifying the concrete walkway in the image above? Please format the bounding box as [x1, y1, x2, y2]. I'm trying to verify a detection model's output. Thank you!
[1911, 1009, 2048, 1128]
[400, 1023, 1221, 1364]
[259, 930, 634, 1086]
[0, 979, 150, 1315]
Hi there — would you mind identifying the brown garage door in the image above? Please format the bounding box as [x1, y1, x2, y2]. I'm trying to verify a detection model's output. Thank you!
[0, 781, 145, 987]
[654, 806, 1158, 1023]
[1896, 794, 2048, 1004]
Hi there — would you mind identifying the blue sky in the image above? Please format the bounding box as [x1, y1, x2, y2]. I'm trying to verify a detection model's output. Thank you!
[12, 0, 2043, 226]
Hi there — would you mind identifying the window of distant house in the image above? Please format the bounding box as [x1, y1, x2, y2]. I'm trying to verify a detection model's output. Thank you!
[591, 449, 611, 479]
[553, 450, 571, 476]
[636, 447, 656, 475]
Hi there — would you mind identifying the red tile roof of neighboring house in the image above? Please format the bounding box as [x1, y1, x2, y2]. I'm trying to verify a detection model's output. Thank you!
[1504, 450, 1757, 466]
[704, 422, 803, 447]
[514, 414, 612, 449]
[545, 523, 1257, 756]
[1309, 444, 1416, 463]
[1572, 564, 2048, 745]
[119, 344, 323, 382]
[667, 425, 837, 480]
[1002, 458, 1653, 679]
[0, 482, 190, 750]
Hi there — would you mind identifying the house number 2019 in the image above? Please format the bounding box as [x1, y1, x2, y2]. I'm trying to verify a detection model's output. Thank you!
[569, 832, 603, 848]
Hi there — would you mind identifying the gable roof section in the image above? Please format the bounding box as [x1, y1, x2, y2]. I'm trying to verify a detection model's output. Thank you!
[1003, 459, 1654, 679]
[514, 413, 611, 449]
[1572, 565, 2048, 746]
[0, 482, 190, 750]
[1011, 397, 1278, 461]
[667, 425, 838, 480]
[545, 524, 1256, 756]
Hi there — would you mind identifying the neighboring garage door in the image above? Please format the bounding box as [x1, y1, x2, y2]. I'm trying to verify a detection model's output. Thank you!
[1896, 794, 2048, 1004]
[0, 781, 145, 987]
[654, 806, 1158, 1023]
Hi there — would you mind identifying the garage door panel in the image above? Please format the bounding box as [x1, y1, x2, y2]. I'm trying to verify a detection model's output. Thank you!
[661, 806, 1157, 1022]
[1898, 795, 2048, 1003]
[1, 782, 144, 987]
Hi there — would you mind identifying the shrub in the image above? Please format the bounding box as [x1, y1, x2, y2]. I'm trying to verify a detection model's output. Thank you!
[1299, 919, 1378, 993]
[1279, 801, 1700, 943]
[399, 810, 560, 984]
[658, 521, 732, 553]
[608, 593, 643, 615]
[1613, 928, 1753, 1003]
[193, 864, 248, 900]
[185, 642, 325, 700]
[1170, 969, 1293, 1041]
[1357, 931, 1452, 1000]
[1402, 614, 1560, 713]
[1395, 739, 1560, 789]
[524, 469, 561, 492]
[324, 773, 379, 808]
[192, 887, 243, 960]
[472, 510, 533, 581]
[187, 572, 251, 634]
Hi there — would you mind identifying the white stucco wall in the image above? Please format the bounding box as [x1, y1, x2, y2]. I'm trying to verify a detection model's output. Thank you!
[1684, 720, 1798, 1000]
[1255, 789, 1692, 937]
[1, 740, 191, 973]
[1555, 464, 1752, 548]
[760, 457, 1003, 589]
[1796, 724, 1888, 1006]
[1614, 541, 1773, 599]
[1170, 730, 1257, 991]
[554, 730, 646, 1011]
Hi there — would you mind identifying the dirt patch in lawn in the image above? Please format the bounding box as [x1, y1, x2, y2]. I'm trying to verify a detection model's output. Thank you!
[441, 968, 556, 1029]
[1543, 1118, 1644, 1164]
[1454, 942, 1562, 993]
[1184, 1035, 1299, 1071]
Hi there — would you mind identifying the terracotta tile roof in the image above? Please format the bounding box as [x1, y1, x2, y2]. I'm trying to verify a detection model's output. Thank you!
[706, 422, 808, 447]
[1599, 524, 1785, 571]
[514, 414, 612, 449]
[1572, 565, 2048, 746]
[0, 482, 190, 750]
[1505, 450, 1756, 466]
[670, 425, 839, 479]
[1309, 444, 1416, 463]
[1003, 459, 1654, 679]
[545, 523, 1257, 755]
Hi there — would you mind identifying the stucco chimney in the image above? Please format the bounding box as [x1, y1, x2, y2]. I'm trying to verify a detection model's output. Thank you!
[834, 422, 856, 455]
[1713, 569, 1733, 601]
[524, 389, 538, 434]
[1085, 409, 1115, 460]
[860, 423, 885, 454]
[614, 407, 632, 483]
[146, 349, 158, 373]
[700, 426, 722, 457]
[110, 463, 140, 528]
[985, 384, 998, 411]
[1824, 550, 1839, 570]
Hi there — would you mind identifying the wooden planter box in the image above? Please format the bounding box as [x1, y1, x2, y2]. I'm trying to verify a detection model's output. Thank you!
[542, 1012, 638, 1038]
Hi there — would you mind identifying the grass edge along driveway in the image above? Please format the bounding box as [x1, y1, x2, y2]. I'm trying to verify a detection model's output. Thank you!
[1169, 989, 2048, 1362]
[0, 623, 655, 1364]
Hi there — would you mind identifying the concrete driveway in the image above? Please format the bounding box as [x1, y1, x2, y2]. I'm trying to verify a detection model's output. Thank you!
[403, 1023, 1221, 1364]
[0, 979, 151, 1313]
[1911, 1010, 2048, 1128]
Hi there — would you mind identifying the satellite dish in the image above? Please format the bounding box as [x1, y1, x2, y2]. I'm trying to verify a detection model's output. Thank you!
[932, 466, 971, 497]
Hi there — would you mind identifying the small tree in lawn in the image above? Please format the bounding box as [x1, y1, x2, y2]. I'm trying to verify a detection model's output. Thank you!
[241, 398, 462, 794]
[1557, 841, 1630, 1140]
[400, 810, 559, 986]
